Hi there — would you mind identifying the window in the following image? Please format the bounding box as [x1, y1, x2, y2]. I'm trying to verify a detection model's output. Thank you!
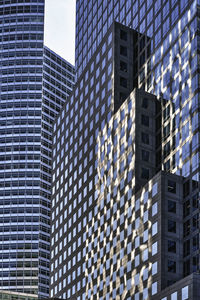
[168, 260, 176, 273]
[168, 180, 176, 193]
[120, 45, 127, 56]
[142, 97, 148, 108]
[152, 222, 158, 236]
[141, 115, 149, 126]
[141, 132, 149, 144]
[141, 168, 149, 179]
[182, 286, 189, 300]
[152, 183, 158, 197]
[120, 76, 127, 88]
[152, 282, 157, 295]
[152, 262, 158, 275]
[168, 240, 176, 253]
[152, 242, 158, 255]
[152, 202, 158, 216]
[168, 200, 176, 213]
[171, 292, 177, 300]
[141, 149, 149, 162]
[120, 29, 127, 41]
[143, 267, 148, 280]
[120, 61, 127, 72]
[168, 220, 176, 233]
[143, 248, 148, 261]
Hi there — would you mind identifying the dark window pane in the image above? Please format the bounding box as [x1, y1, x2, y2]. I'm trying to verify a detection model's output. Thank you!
[168, 200, 176, 213]
[168, 260, 176, 273]
[141, 168, 149, 180]
[141, 150, 149, 162]
[141, 132, 149, 144]
[168, 180, 176, 193]
[168, 240, 176, 253]
[142, 97, 148, 108]
[120, 45, 127, 56]
[120, 76, 127, 88]
[141, 115, 149, 127]
[168, 220, 176, 233]
[120, 61, 127, 72]
[183, 240, 190, 257]
[120, 29, 127, 41]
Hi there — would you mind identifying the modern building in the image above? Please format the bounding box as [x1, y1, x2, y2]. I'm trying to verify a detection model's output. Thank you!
[50, 0, 200, 299]
[0, 290, 38, 300]
[0, 1, 75, 298]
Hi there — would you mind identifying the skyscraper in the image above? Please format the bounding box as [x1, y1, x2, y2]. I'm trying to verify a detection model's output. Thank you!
[0, 1, 75, 298]
[50, 0, 200, 299]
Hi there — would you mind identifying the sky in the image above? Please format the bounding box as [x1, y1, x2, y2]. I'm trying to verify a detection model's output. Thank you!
[44, 0, 76, 65]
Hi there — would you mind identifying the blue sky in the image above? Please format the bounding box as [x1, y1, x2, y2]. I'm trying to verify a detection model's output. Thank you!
[44, 0, 76, 65]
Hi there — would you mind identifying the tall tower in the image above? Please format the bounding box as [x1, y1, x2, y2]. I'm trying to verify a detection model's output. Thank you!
[0, 1, 75, 298]
[50, 0, 200, 299]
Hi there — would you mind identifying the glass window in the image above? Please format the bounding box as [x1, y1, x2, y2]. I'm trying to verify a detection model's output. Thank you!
[135, 236, 140, 248]
[152, 262, 158, 275]
[168, 200, 176, 213]
[152, 202, 158, 216]
[143, 248, 148, 261]
[171, 292, 177, 300]
[152, 182, 158, 197]
[182, 286, 189, 300]
[168, 180, 176, 193]
[143, 210, 148, 223]
[135, 254, 140, 267]
[141, 132, 149, 144]
[141, 167, 149, 179]
[168, 260, 176, 273]
[143, 267, 148, 281]
[142, 149, 150, 162]
[168, 240, 176, 253]
[152, 222, 158, 236]
[143, 287, 148, 300]
[152, 242, 158, 255]
[152, 282, 157, 295]
[143, 229, 148, 242]
[141, 114, 149, 126]
[168, 220, 176, 233]
[134, 273, 139, 285]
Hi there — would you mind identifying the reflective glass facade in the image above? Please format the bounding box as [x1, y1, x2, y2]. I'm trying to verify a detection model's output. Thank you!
[0, 1, 75, 298]
[50, 0, 200, 299]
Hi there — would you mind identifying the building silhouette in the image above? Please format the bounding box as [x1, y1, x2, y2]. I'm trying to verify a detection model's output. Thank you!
[50, 0, 200, 299]
[0, 1, 75, 298]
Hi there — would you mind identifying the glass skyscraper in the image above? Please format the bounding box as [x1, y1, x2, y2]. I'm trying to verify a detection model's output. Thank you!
[50, 0, 200, 299]
[0, 1, 75, 298]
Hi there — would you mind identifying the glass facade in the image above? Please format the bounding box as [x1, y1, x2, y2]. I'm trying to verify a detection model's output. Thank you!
[50, 0, 200, 299]
[0, 1, 75, 298]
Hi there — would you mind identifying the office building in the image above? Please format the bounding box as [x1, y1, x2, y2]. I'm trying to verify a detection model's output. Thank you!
[0, 1, 75, 298]
[50, 0, 200, 299]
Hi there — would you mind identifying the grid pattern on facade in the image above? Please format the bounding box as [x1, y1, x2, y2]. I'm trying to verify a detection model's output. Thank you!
[0, 1, 75, 297]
